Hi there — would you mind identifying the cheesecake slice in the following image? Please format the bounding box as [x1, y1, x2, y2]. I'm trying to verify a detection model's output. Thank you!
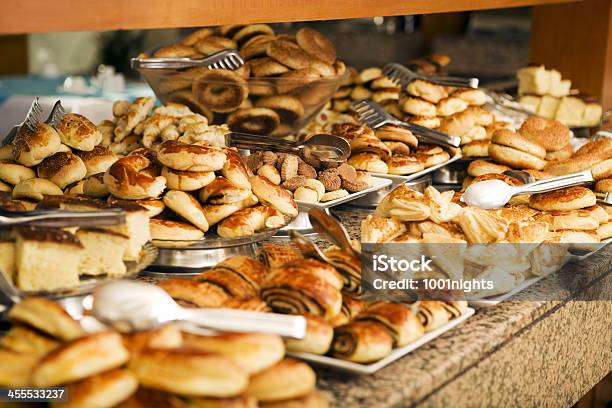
[517, 65, 550, 95]
[15, 226, 83, 291]
[519, 95, 541, 113]
[582, 103, 603, 127]
[76, 228, 129, 276]
[537, 95, 560, 119]
[555, 96, 586, 126]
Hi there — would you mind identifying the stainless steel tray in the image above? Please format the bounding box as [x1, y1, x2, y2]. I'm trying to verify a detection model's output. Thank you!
[349, 151, 461, 208]
[0, 242, 157, 303]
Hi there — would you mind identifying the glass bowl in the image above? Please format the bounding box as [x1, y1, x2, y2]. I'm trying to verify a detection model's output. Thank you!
[136, 65, 346, 136]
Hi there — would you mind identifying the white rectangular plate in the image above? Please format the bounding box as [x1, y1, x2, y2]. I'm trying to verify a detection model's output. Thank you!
[287, 308, 474, 374]
[294, 176, 392, 210]
[369, 150, 462, 183]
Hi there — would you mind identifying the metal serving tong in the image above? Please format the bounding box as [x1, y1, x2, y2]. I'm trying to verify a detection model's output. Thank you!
[351, 99, 461, 148]
[225, 132, 351, 165]
[131, 49, 244, 70]
[0, 208, 125, 228]
[2, 98, 43, 146]
[384, 62, 479, 89]
[595, 192, 612, 206]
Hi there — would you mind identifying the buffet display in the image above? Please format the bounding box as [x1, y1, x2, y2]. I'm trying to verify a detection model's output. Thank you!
[0, 18, 611, 406]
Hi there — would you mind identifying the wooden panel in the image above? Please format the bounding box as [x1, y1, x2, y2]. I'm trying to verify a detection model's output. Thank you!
[530, 0, 612, 109]
[0, 0, 578, 35]
[0, 35, 28, 75]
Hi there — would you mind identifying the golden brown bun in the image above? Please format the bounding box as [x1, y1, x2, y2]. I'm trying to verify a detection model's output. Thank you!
[256, 243, 303, 270]
[57, 113, 103, 151]
[108, 196, 165, 217]
[12, 177, 63, 201]
[0, 349, 38, 387]
[331, 321, 393, 363]
[163, 190, 209, 232]
[37, 151, 87, 188]
[162, 167, 216, 192]
[350, 136, 392, 161]
[8, 297, 84, 341]
[488, 144, 547, 170]
[221, 149, 253, 190]
[597, 222, 612, 240]
[408, 115, 441, 129]
[250, 175, 298, 217]
[357, 301, 424, 346]
[361, 214, 407, 242]
[122, 323, 183, 355]
[157, 140, 227, 172]
[150, 218, 204, 241]
[591, 158, 612, 181]
[519, 116, 570, 152]
[405, 79, 448, 103]
[452, 88, 486, 106]
[348, 153, 388, 173]
[12, 123, 62, 166]
[217, 205, 286, 238]
[285, 314, 334, 355]
[399, 96, 436, 116]
[471, 172, 523, 187]
[129, 347, 248, 397]
[467, 159, 510, 177]
[200, 176, 252, 204]
[437, 110, 475, 137]
[544, 155, 602, 176]
[0, 160, 36, 185]
[491, 129, 546, 158]
[595, 178, 612, 193]
[53, 368, 138, 408]
[375, 124, 418, 147]
[573, 137, 612, 160]
[296, 27, 336, 64]
[104, 154, 166, 200]
[246, 359, 316, 402]
[545, 143, 573, 161]
[437, 96, 468, 117]
[202, 194, 259, 226]
[461, 140, 490, 157]
[0, 144, 13, 160]
[529, 186, 596, 211]
[33, 331, 129, 386]
[0, 325, 60, 357]
[75, 146, 118, 177]
[158, 278, 230, 308]
[182, 332, 285, 374]
[386, 155, 424, 175]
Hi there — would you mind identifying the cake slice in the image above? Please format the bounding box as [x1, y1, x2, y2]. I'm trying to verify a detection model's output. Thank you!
[582, 103, 603, 127]
[0, 240, 15, 283]
[519, 95, 541, 113]
[551, 79, 572, 97]
[537, 95, 560, 119]
[76, 228, 129, 276]
[555, 96, 586, 126]
[547, 69, 562, 97]
[517, 65, 550, 95]
[15, 226, 82, 291]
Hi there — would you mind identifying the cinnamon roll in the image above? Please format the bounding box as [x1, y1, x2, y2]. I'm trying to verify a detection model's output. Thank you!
[356, 302, 424, 346]
[331, 321, 393, 363]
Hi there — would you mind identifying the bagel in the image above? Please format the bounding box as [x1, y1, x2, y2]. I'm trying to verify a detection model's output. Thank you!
[153, 44, 196, 58]
[104, 155, 167, 200]
[194, 35, 237, 56]
[488, 143, 547, 170]
[386, 156, 424, 175]
[595, 178, 612, 193]
[12, 123, 62, 166]
[192, 69, 248, 113]
[529, 186, 596, 211]
[467, 160, 510, 177]
[544, 155, 602, 176]
[573, 137, 612, 160]
[375, 124, 418, 147]
[74, 146, 118, 177]
[348, 153, 388, 173]
[462, 140, 490, 157]
[233, 24, 274, 45]
[182, 27, 215, 46]
[255, 96, 304, 124]
[13, 178, 63, 201]
[227, 108, 280, 135]
[199, 176, 252, 204]
[405, 79, 448, 104]
[150, 218, 204, 241]
[250, 175, 298, 217]
[162, 167, 215, 191]
[267, 40, 312, 70]
[0, 160, 36, 185]
[217, 205, 286, 237]
[545, 143, 573, 161]
[157, 140, 226, 172]
[519, 116, 570, 152]
[248, 57, 290, 77]
[276, 67, 321, 94]
[296, 28, 336, 65]
[240, 34, 276, 60]
[163, 190, 209, 232]
[37, 152, 87, 189]
[57, 113, 103, 151]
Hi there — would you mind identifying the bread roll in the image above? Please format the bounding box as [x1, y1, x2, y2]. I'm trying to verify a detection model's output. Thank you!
[250, 175, 298, 217]
[331, 321, 393, 363]
[284, 314, 333, 355]
[7, 297, 84, 340]
[217, 205, 286, 238]
[246, 359, 316, 402]
[37, 151, 87, 188]
[0, 325, 60, 357]
[12, 178, 63, 201]
[57, 113, 103, 151]
[356, 302, 424, 346]
[53, 368, 138, 408]
[0, 349, 38, 387]
[150, 218, 204, 241]
[163, 190, 209, 232]
[157, 140, 226, 171]
[104, 155, 166, 200]
[162, 167, 215, 191]
[12, 123, 62, 166]
[0, 160, 36, 185]
[75, 146, 118, 177]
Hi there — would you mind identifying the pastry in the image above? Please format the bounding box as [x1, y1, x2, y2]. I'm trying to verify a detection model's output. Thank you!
[217, 205, 286, 237]
[488, 129, 547, 170]
[104, 154, 166, 200]
[405, 79, 448, 103]
[348, 153, 388, 173]
[0, 349, 38, 387]
[250, 175, 298, 217]
[76, 228, 128, 276]
[357, 302, 424, 346]
[256, 243, 303, 269]
[12, 123, 62, 166]
[57, 113, 103, 151]
[0, 325, 59, 357]
[416, 301, 450, 331]
[452, 88, 486, 106]
[37, 151, 87, 189]
[329, 295, 366, 327]
[162, 167, 216, 191]
[387, 155, 424, 175]
[466, 160, 510, 177]
[182, 332, 284, 375]
[595, 178, 612, 193]
[56, 368, 138, 408]
[296, 27, 336, 65]
[285, 314, 333, 355]
[545, 143, 573, 161]
[157, 141, 226, 172]
[227, 108, 280, 135]
[529, 186, 596, 211]
[214, 255, 269, 289]
[33, 331, 129, 386]
[331, 321, 393, 363]
[456, 207, 508, 244]
[408, 115, 441, 129]
[0, 160, 36, 185]
[461, 140, 490, 157]
[163, 190, 210, 232]
[375, 185, 430, 221]
[437, 97, 468, 117]
[129, 348, 248, 397]
[535, 210, 599, 231]
[75, 146, 118, 177]
[246, 359, 316, 402]
[7, 296, 83, 340]
[150, 219, 204, 241]
[519, 116, 570, 152]
[399, 96, 436, 116]
[12, 177, 63, 201]
[201, 194, 259, 226]
[197, 268, 258, 301]
[321, 189, 349, 202]
[158, 278, 230, 308]
[361, 214, 406, 243]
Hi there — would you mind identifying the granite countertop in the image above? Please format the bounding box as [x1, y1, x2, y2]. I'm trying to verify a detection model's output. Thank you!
[317, 207, 612, 408]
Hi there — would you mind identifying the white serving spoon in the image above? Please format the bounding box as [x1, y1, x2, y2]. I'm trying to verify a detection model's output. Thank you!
[91, 280, 306, 338]
[461, 170, 593, 209]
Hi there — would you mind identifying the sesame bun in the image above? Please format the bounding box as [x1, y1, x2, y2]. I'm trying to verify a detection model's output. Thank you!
[545, 143, 573, 161]
[57, 113, 103, 151]
[544, 155, 602, 176]
[573, 137, 612, 160]
[467, 160, 510, 177]
[491, 129, 546, 159]
[529, 186, 596, 211]
[37, 152, 87, 189]
[12, 123, 62, 167]
[488, 143, 547, 170]
[75, 146, 118, 177]
[519, 116, 570, 152]
[461, 140, 490, 157]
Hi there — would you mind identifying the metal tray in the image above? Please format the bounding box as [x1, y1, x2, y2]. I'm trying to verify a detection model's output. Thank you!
[349, 151, 461, 208]
[0, 242, 158, 304]
[288, 308, 474, 374]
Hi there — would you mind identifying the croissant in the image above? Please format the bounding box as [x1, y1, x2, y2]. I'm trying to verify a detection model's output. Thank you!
[217, 205, 286, 238]
[356, 302, 424, 346]
[261, 270, 342, 320]
[330, 321, 393, 363]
